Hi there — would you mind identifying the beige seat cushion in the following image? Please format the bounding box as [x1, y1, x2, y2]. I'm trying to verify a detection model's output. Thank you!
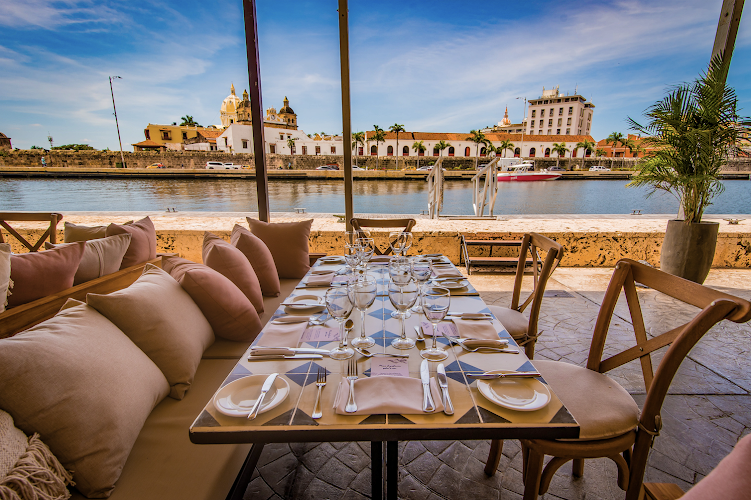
[87, 264, 215, 400]
[46, 233, 132, 285]
[489, 304, 529, 340]
[534, 360, 640, 441]
[0, 243, 9, 313]
[0, 301, 170, 498]
[203, 278, 300, 359]
[69, 359, 251, 500]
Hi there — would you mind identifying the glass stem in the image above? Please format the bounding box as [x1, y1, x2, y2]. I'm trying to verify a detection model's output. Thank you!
[431, 322, 439, 349]
[400, 315, 406, 340]
[339, 320, 346, 349]
[360, 309, 366, 339]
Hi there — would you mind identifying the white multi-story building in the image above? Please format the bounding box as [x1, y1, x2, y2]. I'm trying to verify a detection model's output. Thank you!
[526, 86, 594, 136]
[217, 124, 343, 156]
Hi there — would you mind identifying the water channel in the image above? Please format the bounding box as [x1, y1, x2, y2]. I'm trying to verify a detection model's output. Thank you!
[1, 178, 749, 214]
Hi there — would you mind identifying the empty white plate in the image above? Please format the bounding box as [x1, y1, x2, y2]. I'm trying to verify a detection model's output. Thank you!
[285, 294, 326, 312]
[477, 370, 551, 411]
[213, 375, 290, 417]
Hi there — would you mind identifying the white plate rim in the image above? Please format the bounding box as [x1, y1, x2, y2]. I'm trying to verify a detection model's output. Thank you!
[435, 279, 469, 289]
[476, 370, 551, 411]
[319, 256, 344, 263]
[213, 375, 290, 417]
[285, 294, 325, 311]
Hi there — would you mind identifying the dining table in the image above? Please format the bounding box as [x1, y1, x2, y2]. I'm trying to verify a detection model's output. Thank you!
[189, 255, 579, 500]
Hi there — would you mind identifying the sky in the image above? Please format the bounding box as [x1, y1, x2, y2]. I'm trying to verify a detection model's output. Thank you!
[0, 0, 749, 151]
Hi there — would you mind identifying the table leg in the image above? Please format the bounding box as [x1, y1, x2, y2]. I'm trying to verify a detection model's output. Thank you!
[226, 443, 265, 500]
[387, 441, 398, 500]
[372, 441, 383, 500]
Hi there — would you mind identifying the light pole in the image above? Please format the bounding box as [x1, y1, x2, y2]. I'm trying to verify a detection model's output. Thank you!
[516, 96, 527, 160]
[109, 76, 126, 168]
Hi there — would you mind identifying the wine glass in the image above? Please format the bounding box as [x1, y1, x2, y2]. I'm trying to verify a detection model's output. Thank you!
[410, 257, 432, 313]
[389, 256, 412, 318]
[388, 231, 405, 256]
[400, 232, 413, 256]
[357, 237, 375, 272]
[389, 279, 419, 349]
[326, 287, 354, 360]
[348, 276, 377, 348]
[344, 231, 359, 246]
[344, 243, 360, 275]
[420, 285, 450, 361]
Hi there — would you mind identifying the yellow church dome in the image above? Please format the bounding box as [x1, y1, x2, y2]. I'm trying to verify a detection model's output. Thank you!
[220, 84, 242, 127]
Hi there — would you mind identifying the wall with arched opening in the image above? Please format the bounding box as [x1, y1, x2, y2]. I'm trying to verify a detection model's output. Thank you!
[387, 145, 394, 156]
[370, 145, 377, 155]
[529, 147, 536, 157]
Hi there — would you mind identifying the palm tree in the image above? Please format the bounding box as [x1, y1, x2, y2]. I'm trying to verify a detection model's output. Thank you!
[180, 115, 200, 127]
[436, 140, 450, 157]
[551, 142, 569, 169]
[606, 132, 625, 158]
[595, 148, 607, 158]
[389, 124, 405, 170]
[575, 139, 596, 168]
[371, 125, 386, 170]
[352, 132, 365, 167]
[484, 142, 498, 158]
[287, 137, 296, 156]
[412, 141, 426, 169]
[466, 129, 487, 169]
[498, 139, 514, 158]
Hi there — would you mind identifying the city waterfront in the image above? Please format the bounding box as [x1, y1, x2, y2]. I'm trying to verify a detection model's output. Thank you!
[1, 177, 750, 214]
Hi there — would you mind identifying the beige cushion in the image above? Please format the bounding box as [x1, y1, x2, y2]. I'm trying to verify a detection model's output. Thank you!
[489, 304, 529, 340]
[87, 264, 215, 400]
[203, 232, 265, 313]
[45, 233, 132, 285]
[0, 301, 170, 498]
[246, 218, 312, 279]
[64, 221, 108, 242]
[105, 217, 157, 269]
[231, 224, 281, 297]
[534, 360, 640, 441]
[69, 359, 251, 500]
[0, 243, 9, 313]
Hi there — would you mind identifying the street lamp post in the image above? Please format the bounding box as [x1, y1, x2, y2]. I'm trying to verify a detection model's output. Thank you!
[516, 96, 527, 160]
[109, 76, 126, 168]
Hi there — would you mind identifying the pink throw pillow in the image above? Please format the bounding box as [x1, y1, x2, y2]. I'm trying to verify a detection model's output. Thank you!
[105, 216, 157, 269]
[231, 224, 281, 297]
[245, 218, 312, 279]
[202, 232, 264, 313]
[7, 243, 85, 308]
[163, 257, 263, 342]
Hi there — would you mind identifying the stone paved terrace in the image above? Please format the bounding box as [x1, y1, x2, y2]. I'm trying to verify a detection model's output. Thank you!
[244, 266, 751, 500]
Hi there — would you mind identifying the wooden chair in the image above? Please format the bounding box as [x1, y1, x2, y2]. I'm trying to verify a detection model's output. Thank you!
[0, 212, 63, 251]
[502, 259, 751, 500]
[349, 218, 416, 255]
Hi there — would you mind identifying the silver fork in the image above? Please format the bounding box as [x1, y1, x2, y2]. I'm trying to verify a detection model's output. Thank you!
[345, 358, 358, 413]
[312, 367, 326, 419]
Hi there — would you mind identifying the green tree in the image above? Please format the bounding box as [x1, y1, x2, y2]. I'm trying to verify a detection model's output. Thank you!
[575, 139, 596, 169]
[606, 132, 625, 158]
[52, 144, 95, 151]
[412, 140, 426, 168]
[466, 129, 487, 169]
[180, 115, 200, 127]
[436, 140, 450, 157]
[498, 139, 514, 158]
[595, 148, 607, 157]
[287, 137, 296, 156]
[352, 132, 365, 167]
[371, 125, 386, 169]
[389, 123, 405, 170]
[551, 142, 569, 169]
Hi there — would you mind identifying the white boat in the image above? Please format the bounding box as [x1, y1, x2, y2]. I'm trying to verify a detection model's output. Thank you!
[497, 162, 562, 182]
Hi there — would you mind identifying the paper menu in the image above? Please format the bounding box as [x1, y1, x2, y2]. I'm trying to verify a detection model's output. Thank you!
[300, 327, 340, 342]
[370, 357, 409, 377]
[420, 321, 459, 337]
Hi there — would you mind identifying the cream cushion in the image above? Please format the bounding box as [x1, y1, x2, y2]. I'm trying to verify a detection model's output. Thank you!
[45, 233, 132, 285]
[0, 243, 9, 313]
[0, 301, 170, 498]
[64, 221, 108, 242]
[87, 264, 215, 400]
[534, 360, 640, 441]
[489, 304, 529, 339]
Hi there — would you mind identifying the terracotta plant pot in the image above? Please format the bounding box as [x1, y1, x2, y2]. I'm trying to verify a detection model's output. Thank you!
[660, 220, 719, 284]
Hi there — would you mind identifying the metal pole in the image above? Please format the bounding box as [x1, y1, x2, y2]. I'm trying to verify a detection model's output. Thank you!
[517, 97, 526, 160]
[338, 0, 354, 231]
[712, 0, 745, 74]
[243, 0, 270, 222]
[109, 76, 126, 168]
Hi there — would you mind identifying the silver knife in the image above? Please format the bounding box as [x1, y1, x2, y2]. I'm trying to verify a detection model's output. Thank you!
[467, 372, 542, 379]
[252, 347, 330, 354]
[247, 354, 323, 360]
[420, 359, 435, 412]
[436, 364, 454, 415]
[248, 373, 278, 420]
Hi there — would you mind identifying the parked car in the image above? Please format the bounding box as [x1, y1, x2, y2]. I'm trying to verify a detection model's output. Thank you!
[147, 162, 165, 169]
[205, 161, 224, 169]
[416, 165, 433, 171]
[589, 165, 611, 171]
[223, 163, 240, 169]
[315, 164, 339, 170]
[548, 166, 566, 171]
[351, 166, 364, 170]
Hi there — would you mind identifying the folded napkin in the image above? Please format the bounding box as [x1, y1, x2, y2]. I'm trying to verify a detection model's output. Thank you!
[256, 320, 308, 347]
[432, 267, 463, 279]
[461, 339, 509, 349]
[272, 315, 310, 324]
[306, 273, 335, 286]
[452, 318, 500, 341]
[311, 269, 337, 275]
[334, 376, 445, 415]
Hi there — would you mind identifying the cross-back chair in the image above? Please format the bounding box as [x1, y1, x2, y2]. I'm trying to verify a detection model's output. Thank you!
[0, 212, 63, 252]
[500, 258, 751, 500]
[349, 217, 416, 255]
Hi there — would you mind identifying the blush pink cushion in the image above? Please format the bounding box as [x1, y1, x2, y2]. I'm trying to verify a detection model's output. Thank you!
[7, 243, 86, 308]
[163, 257, 263, 342]
[682, 434, 751, 500]
[245, 218, 312, 279]
[105, 216, 157, 269]
[230, 224, 281, 297]
[202, 232, 264, 313]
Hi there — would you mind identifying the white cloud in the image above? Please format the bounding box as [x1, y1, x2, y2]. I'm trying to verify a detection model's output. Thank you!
[0, 0, 125, 29]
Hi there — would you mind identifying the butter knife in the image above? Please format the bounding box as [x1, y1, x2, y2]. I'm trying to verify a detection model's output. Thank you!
[467, 371, 542, 379]
[420, 359, 435, 412]
[247, 354, 323, 361]
[436, 364, 454, 415]
[248, 373, 277, 420]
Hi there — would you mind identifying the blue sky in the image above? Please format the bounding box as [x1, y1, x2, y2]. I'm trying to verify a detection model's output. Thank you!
[0, 0, 749, 150]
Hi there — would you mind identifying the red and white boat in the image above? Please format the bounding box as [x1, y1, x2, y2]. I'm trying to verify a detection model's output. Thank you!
[496, 162, 562, 182]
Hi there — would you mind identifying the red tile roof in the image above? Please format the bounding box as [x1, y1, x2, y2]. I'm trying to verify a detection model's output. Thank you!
[131, 140, 164, 147]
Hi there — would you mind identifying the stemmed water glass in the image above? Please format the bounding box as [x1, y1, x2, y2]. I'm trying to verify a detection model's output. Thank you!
[357, 237, 375, 273]
[420, 285, 450, 361]
[348, 276, 377, 348]
[410, 257, 432, 313]
[389, 279, 419, 350]
[389, 256, 412, 318]
[344, 243, 361, 275]
[388, 231, 405, 256]
[400, 232, 413, 256]
[326, 287, 354, 360]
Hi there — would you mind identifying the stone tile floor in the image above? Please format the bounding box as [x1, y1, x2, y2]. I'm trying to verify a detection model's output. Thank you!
[245, 267, 751, 499]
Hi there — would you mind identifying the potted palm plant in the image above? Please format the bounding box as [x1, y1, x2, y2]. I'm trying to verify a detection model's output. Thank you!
[628, 55, 749, 283]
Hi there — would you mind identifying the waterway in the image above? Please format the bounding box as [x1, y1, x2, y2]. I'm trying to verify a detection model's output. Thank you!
[1, 178, 749, 215]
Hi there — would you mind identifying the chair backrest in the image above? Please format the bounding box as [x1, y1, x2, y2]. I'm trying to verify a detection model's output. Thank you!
[585, 259, 751, 498]
[0, 212, 63, 252]
[349, 218, 416, 255]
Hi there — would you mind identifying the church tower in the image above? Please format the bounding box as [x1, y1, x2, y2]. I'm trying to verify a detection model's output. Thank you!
[277, 97, 297, 130]
[220, 84, 241, 127]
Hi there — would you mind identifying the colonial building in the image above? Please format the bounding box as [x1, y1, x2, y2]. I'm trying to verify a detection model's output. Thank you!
[133, 124, 221, 151]
[485, 107, 527, 134]
[225, 85, 298, 130]
[217, 125, 341, 156]
[0, 132, 11, 151]
[527, 86, 595, 136]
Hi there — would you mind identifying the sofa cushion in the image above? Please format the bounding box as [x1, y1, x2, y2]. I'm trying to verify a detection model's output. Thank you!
[202, 232, 264, 313]
[245, 218, 312, 279]
[105, 216, 156, 269]
[6, 242, 86, 308]
[87, 264, 214, 400]
[0, 300, 170, 498]
[64, 221, 108, 242]
[231, 224, 281, 297]
[681, 432, 751, 500]
[163, 256, 262, 343]
[45, 233, 132, 285]
[0, 243, 9, 313]
[69, 359, 250, 500]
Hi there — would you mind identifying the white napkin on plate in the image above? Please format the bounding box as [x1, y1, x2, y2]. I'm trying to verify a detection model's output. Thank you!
[333, 376, 444, 415]
[451, 318, 500, 341]
[256, 320, 308, 348]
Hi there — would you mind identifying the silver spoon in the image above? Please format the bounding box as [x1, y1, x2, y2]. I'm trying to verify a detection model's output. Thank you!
[344, 319, 354, 347]
[413, 326, 425, 343]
